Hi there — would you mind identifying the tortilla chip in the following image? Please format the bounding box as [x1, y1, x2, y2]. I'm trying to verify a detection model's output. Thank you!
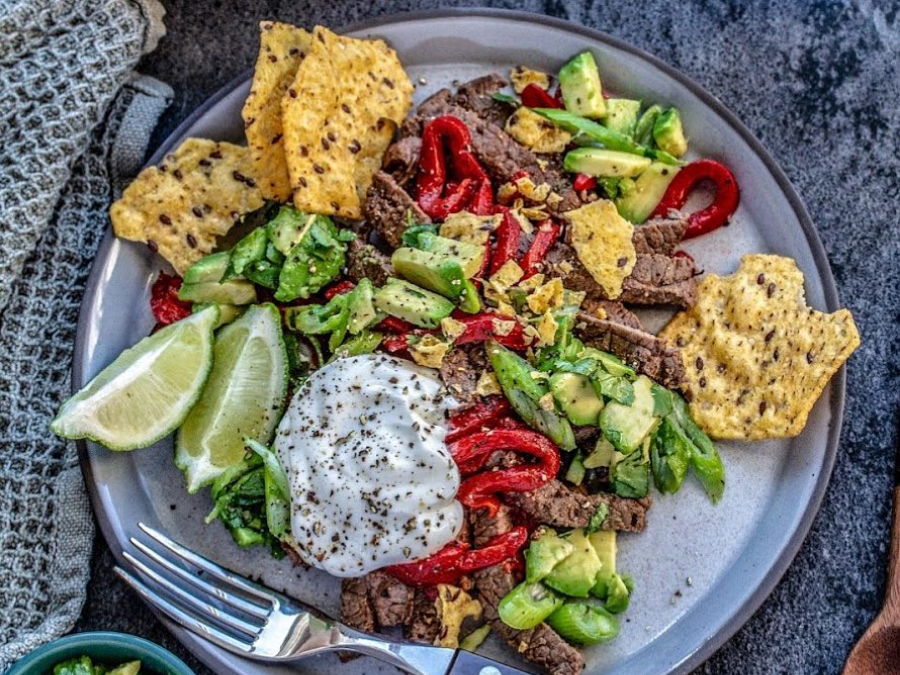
[565, 199, 636, 298]
[281, 26, 413, 219]
[110, 139, 263, 274]
[510, 66, 550, 93]
[660, 254, 860, 440]
[505, 107, 572, 154]
[242, 21, 314, 201]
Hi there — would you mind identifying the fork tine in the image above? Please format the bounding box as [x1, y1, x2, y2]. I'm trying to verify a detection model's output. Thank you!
[115, 566, 254, 655]
[124, 551, 262, 637]
[130, 537, 270, 620]
[139, 523, 275, 603]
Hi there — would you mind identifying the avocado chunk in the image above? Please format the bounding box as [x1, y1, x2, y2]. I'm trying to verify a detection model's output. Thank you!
[550, 372, 604, 426]
[546, 600, 620, 644]
[392, 247, 469, 299]
[545, 529, 604, 598]
[183, 251, 230, 284]
[107, 662, 141, 675]
[498, 581, 565, 630]
[580, 348, 636, 379]
[603, 98, 642, 137]
[415, 232, 485, 278]
[178, 278, 257, 305]
[611, 439, 651, 498]
[558, 52, 606, 118]
[603, 574, 633, 613]
[616, 161, 681, 223]
[652, 108, 688, 158]
[566, 453, 586, 486]
[373, 279, 454, 329]
[584, 436, 616, 470]
[588, 530, 617, 595]
[526, 527, 576, 583]
[600, 375, 660, 453]
[347, 278, 377, 334]
[266, 205, 309, 255]
[226, 227, 268, 278]
[563, 147, 652, 178]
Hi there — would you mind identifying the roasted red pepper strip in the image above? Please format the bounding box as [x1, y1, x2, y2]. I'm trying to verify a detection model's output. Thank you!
[451, 429, 562, 516]
[521, 83, 563, 109]
[417, 116, 493, 220]
[519, 219, 561, 280]
[451, 311, 529, 350]
[381, 334, 411, 353]
[651, 159, 740, 239]
[385, 526, 528, 587]
[150, 273, 192, 326]
[489, 208, 521, 275]
[323, 279, 356, 300]
[446, 396, 511, 444]
[573, 173, 598, 192]
[377, 316, 417, 334]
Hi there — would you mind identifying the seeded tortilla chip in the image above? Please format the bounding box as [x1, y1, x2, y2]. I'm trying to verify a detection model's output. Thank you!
[659, 254, 860, 440]
[242, 21, 314, 202]
[110, 139, 263, 275]
[565, 199, 636, 298]
[281, 25, 413, 219]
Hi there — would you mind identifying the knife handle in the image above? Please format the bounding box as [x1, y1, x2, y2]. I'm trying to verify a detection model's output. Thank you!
[447, 650, 533, 675]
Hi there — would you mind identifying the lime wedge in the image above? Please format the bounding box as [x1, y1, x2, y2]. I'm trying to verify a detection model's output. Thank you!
[175, 303, 288, 493]
[51, 306, 220, 451]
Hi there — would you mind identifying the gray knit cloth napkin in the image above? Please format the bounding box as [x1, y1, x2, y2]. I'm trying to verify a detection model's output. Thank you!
[0, 0, 170, 667]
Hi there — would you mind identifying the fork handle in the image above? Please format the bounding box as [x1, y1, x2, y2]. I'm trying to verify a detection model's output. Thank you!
[337, 629, 456, 675]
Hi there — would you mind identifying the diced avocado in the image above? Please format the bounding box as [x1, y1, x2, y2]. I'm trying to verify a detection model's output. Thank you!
[599, 375, 660, 454]
[546, 600, 619, 644]
[526, 527, 575, 583]
[563, 148, 652, 178]
[498, 581, 564, 630]
[603, 574, 633, 613]
[458, 279, 482, 313]
[227, 227, 268, 278]
[242, 259, 281, 289]
[652, 108, 688, 158]
[347, 279, 377, 334]
[488, 342, 576, 451]
[633, 104, 662, 146]
[558, 52, 606, 118]
[459, 623, 492, 652]
[603, 98, 642, 137]
[183, 251, 230, 284]
[107, 662, 141, 675]
[373, 279, 454, 329]
[588, 530, 617, 595]
[545, 529, 604, 598]
[416, 232, 485, 277]
[178, 279, 257, 305]
[592, 370, 635, 406]
[611, 441, 650, 498]
[566, 454, 586, 485]
[550, 372, 604, 426]
[267, 206, 309, 255]
[391, 248, 469, 301]
[616, 162, 681, 223]
[579, 348, 636, 379]
[192, 302, 244, 328]
[584, 436, 616, 469]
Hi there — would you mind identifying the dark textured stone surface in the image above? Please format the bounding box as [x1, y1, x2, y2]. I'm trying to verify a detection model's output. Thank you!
[75, 1, 900, 673]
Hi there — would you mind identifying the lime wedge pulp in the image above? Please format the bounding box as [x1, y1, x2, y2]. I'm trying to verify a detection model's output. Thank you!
[50, 306, 220, 451]
[175, 303, 288, 493]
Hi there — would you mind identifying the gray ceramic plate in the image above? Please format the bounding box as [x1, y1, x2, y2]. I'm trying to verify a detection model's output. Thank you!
[75, 9, 845, 675]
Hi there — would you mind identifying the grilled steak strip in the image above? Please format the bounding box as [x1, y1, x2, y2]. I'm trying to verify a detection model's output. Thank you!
[576, 312, 685, 389]
[505, 479, 651, 533]
[382, 136, 422, 188]
[632, 216, 688, 255]
[580, 298, 645, 331]
[439, 343, 488, 410]
[406, 589, 441, 643]
[364, 171, 429, 249]
[345, 235, 393, 287]
[340, 577, 375, 633]
[619, 254, 699, 308]
[365, 570, 416, 628]
[454, 73, 513, 128]
[471, 505, 585, 675]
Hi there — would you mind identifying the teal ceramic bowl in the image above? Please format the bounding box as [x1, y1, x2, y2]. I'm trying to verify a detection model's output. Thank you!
[4, 632, 195, 675]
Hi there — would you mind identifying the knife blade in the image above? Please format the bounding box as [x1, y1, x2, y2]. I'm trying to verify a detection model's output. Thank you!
[445, 649, 534, 675]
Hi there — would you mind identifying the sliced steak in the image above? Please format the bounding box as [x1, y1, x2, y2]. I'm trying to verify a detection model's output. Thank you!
[382, 136, 421, 188]
[576, 312, 685, 389]
[541, 242, 602, 296]
[366, 571, 415, 628]
[440, 343, 487, 410]
[506, 479, 651, 533]
[469, 503, 516, 548]
[345, 236, 393, 287]
[454, 73, 512, 127]
[632, 215, 688, 255]
[581, 298, 645, 331]
[340, 577, 375, 632]
[619, 254, 698, 308]
[405, 589, 440, 644]
[573, 425, 601, 453]
[364, 171, 429, 249]
[400, 88, 454, 137]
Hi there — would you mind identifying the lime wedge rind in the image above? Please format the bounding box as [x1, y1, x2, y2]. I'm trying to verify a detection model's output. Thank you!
[175, 303, 288, 493]
[50, 306, 220, 451]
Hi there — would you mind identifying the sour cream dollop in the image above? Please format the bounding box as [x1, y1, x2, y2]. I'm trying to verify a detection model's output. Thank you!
[274, 354, 463, 577]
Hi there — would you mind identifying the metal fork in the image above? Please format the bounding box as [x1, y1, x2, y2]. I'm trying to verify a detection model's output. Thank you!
[115, 523, 527, 675]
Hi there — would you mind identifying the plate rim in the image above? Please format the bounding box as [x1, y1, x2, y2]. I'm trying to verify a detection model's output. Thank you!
[74, 7, 845, 675]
